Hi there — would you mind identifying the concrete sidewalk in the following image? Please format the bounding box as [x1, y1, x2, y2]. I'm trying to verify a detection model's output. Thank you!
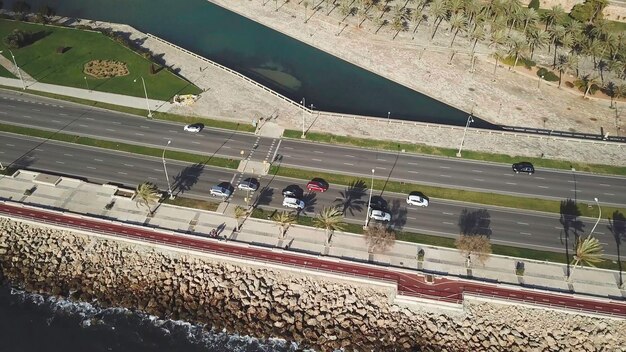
[1, 169, 625, 302]
[0, 76, 172, 113]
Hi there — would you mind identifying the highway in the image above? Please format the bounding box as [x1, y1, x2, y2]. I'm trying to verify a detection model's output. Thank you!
[2, 90, 626, 207]
[0, 133, 621, 258]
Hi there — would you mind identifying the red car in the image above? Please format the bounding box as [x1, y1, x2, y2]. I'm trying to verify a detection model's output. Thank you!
[306, 178, 329, 192]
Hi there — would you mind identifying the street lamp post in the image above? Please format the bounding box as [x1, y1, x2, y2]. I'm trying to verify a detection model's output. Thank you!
[134, 77, 152, 118]
[456, 114, 474, 157]
[387, 111, 391, 124]
[0, 50, 25, 90]
[83, 76, 90, 92]
[589, 197, 602, 237]
[162, 140, 174, 199]
[301, 97, 306, 138]
[538, 75, 545, 89]
[364, 168, 375, 229]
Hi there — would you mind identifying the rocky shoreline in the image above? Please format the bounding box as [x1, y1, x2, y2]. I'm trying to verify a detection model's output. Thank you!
[1, 217, 625, 351]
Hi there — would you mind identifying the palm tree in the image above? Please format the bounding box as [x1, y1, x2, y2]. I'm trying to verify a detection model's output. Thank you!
[429, 0, 448, 40]
[568, 236, 604, 281]
[339, 0, 353, 23]
[364, 224, 396, 253]
[489, 29, 507, 49]
[233, 205, 248, 231]
[303, 0, 312, 23]
[542, 5, 565, 30]
[134, 182, 161, 215]
[521, 7, 538, 33]
[313, 206, 346, 246]
[507, 32, 528, 69]
[272, 211, 296, 239]
[578, 74, 600, 98]
[448, 12, 467, 47]
[526, 28, 549, 60]
[555, 54, 569, 88]
[597, 59, 609, 84]
[468, 25, 486, 57]
[491, 50, 506, 81]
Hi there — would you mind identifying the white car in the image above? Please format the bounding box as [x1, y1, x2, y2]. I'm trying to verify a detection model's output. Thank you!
[238, 178, 259, 191]
[210, 185, 231, 198]
[282, 197, 305, 210]
[369, 209, 391, 222]
[406, 194, 429, 207]
[183, 124, 202, 133]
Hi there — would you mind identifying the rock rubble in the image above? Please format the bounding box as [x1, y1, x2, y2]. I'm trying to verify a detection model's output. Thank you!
[0, 218, 624, 351]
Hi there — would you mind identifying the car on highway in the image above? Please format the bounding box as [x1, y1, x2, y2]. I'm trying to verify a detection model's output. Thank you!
[282, 197, 305, 210]
[238, 178, 259, 191]
[306, 178, 329, 192]
[210, 185, 231, 198]
[512, 162, 535, 174]
[369, 208, 391, 222]
[406, 192, 429, 207]
[183, 123, 203, 133]
[282, 185, 303, 198]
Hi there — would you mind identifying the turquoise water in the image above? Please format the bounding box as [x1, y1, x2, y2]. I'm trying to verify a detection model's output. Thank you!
[6, 0, 495, 127]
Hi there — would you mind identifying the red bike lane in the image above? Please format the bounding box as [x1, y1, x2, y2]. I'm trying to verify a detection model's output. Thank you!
[0, 202, 624, 317]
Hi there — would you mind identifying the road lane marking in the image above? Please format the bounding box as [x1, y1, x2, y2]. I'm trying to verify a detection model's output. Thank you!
[603, 193, 615, 196]
[22, 115, 32, 119]
[408, 171, 419, 174]
[520, 232, 532, 236]
[600, 183, 610, 187]
[140, 125, 150, 129]
[31, 108, 40, 112]
[538, 186, 549, 189]
[148, 176, 157, 180]
[312, 158, 322, 162]
[105, 128, 115, 132]
[439, 166, 450, 169]
[283, 146, 293, 150]
[344, 154, 355, 157]
[168, 130, 178, 133]
[406, 216, 416, 220]
[313, 150, 323, 154]
[111, 121, 121, 125]
[534, 177, 545, 180]
[58, 113, 68, 116]
[517, 222, 529, 225]
[377, 158, 386, 161]
[55, 161, 64, 164]
[471, 169, 483, 173]
[94, 159, 103, 162]
[192, 141, 201, 144]
[118, 172, 128, 175]
[222, 145, 231, 149]
[63, 154, 73, 157]
[505, 182, 517, 185]
[5, 144, 15, 147]
[134, 133, 144, 136]
[473, 178, 484, 181]
[407, 162, 418, 166]
[443, 212, 454, 215]
[376, 167, 387, 170]
[123, 164, 134, 167]
[343, 163, 354, 166]
[78, 124, 88, 127]
[443, 221, 454, 225]
[0, 111, 6, 114]
[51, 119, 61, 123]
[153, 169, 162, 172]
[86, 166, 96, 170]
[439, 174, 451, 177]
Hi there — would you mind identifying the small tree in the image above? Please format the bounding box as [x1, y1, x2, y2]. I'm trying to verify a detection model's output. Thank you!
[313, 206, 346, 246]
[3, 29, 29, 49]
[364, 224, 396, 253]
[568, 236, 604, 281]
[527, 0, 540, 10]
[455, 235, 491, 267]
[272, 211, 296, 239]
[134, 182, 160, 215]
[233, 206, 248, 231]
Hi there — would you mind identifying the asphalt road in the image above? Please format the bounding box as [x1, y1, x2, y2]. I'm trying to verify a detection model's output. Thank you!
[0, 133, 620, 259]
[2, 90, 625, 207]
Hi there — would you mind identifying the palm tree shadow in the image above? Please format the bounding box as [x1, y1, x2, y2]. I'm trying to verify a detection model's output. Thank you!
[389, 198, 407, 230]
[458, 208, 492, 238]
[334, 180, 366, 216]
[301, 192, 318, 216]
[378, 145, 401, 195]
[172, 163, 204, 195]
[608, 211, 626, 287]
[559, 198, 585, 277]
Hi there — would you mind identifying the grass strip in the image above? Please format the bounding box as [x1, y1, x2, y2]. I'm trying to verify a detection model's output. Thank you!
[0, 85, 256, 133]
[250, 208, 625, 271]
[162, 197, 219, 212]
[269, 165, 626, 217]
[283, 130, 626, 176]
[0, 123, 239, 169]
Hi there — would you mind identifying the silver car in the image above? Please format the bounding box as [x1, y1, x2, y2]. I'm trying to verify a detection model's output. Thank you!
[406, 194, 429, 207]
[210, 185, 231, 198]
[238, 178, 259, 191]
[282, 197, 305, 210]
[369, 209, 391, 222]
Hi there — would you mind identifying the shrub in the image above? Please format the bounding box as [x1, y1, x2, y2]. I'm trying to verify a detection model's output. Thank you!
[527, 0, 539, 10]
[536, 67, 559, 82]
[515, 261, 525, 276]
[502, 55, 536, 69]
[417, 249, 425, 262]
[23, 186, 36, 196]
[3, 29, 30, 49]
[565, 81, 575, 88]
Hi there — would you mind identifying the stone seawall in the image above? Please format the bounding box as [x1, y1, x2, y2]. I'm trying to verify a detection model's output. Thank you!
[1, 218, 624, 351]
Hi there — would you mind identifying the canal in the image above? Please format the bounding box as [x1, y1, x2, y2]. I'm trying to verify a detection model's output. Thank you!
[6, 0, 497, 128]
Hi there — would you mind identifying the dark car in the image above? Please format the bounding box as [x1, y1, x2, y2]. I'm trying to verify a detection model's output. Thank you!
[282, 185, 303, 198]
[512, 162, 535, 174]
[306, 178, 329, 192]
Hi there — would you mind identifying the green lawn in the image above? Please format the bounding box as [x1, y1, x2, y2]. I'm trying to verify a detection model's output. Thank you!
[0, 62, 14, 78]
[0, 19, 201, 100]
[285, 130, 626, 176]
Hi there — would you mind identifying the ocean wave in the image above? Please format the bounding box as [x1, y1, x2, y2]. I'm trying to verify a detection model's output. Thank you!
[1, 285, 314, 352]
